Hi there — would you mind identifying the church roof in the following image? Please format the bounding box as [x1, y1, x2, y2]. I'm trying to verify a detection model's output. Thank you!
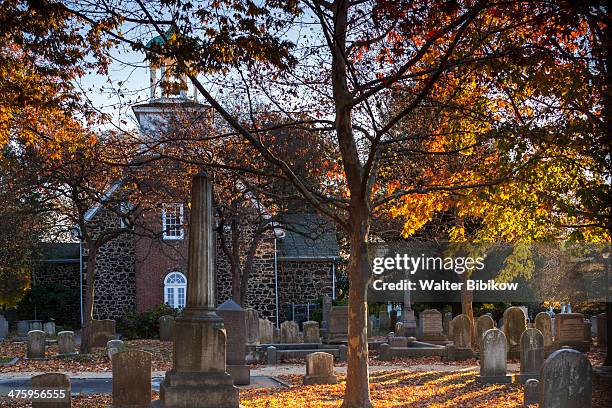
[277, 213, 339, 261]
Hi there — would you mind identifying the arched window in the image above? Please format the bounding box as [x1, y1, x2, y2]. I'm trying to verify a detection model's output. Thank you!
[164, 272, 187, 309]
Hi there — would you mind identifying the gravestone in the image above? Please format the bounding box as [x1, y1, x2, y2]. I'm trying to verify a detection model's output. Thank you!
[368, 316, 375, 337]
[267, 346, 277, 365]
[503, 307, 527, 358]
[476, 315, 495, 344]
[30, 321, 43, 331]
[326, 306, 348, 342]
[540, 349, 592, 408]
[107, 339, 124, 361]
[591, 315, 598, 338]
[321, 295, 332, 337]
[479, 329, 511, 383]
[303, 321, 320, 343]
[244, 308, 260, 346]
[596, 313, 606, 346]
[112, 349, 151, 408]
[27, 330, 46, 359]
[390, 310, 398, 332]
[451, 314, 471, 350]
[524, 379, 539, 406]
[158, 315, 175, 341]
[419, 309, 446, 341]
[31, 372, 71, 408]
[259, 318, 274, 344]
[389, 336, 408, 347]
[44, 322, 56, 337]
[519, 328, 544, 383]
[338, 344, 348, 362]
[57, 331, 76, 355]
[91, 319, 116, 347]
[273, 327, 280, 343]
[17, 320, 30, 336]
[217, 299, 250, 385]
[280, 321, 300, 343]
[583, 319, 592, 343]
[535, 312, 553, 354]
[303, 352, 337, 385]
[443, 312, 452, 336]
[555, 313, 590, 352]
[379, 311, 390, 332]
[0, 315, 7, 339]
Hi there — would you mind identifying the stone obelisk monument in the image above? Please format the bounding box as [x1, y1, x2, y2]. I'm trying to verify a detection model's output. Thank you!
[159, 173, 239, 407]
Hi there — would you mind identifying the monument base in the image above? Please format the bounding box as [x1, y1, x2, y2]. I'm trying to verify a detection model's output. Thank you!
[227, 364, 250, 385]
[478, 374, 513, 384]
[159, 370, 239, 408]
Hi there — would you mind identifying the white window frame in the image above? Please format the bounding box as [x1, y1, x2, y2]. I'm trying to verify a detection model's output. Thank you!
[162, 203, 184, 240]
[164, 272, 187, 309]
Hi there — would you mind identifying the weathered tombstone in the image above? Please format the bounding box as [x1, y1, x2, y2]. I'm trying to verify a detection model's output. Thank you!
[31, 372, 71, 408]
[280, 320, 300, 343]
[419, 309, 446, 341]
[368, 316, 375, 337]
[476, 315, 495, 344]
[524, 379, 539, 406]
[27, 330, 46, 359]
[112, 349, 151, 408]
[338, 344, 348, 362]
[266, 346, 277, 365]
[596, 313, 606, 346]
[540, 349, 592, 408]
[303, 321, 320, 343]
[379, 311, 390, 332]
[583, 319, 592, 343]
[217, 299, 250, 385]
[259, 318, 274, 344]
[503, 306, 527, 358]
[0, 315, 8, 339]
[273, 327, 280, 343]
[379, 343, 391, 361]
[451, 314, 471, 350]
[519, 328, 544, 383]
[303, 352, 337, 385]
[442, 312, 452, 336]
[555, 313, 590, 352]
[326, 306, 348, 342]
[57, 331, 76, 355]
[44, 322, 56, 337]
[17, 320, 30, 336]
[535, 312, 553, 354]
[158, 315, 175, 341]
[390, 310, 398, 332]
[91, 319, 116, 347]
[321, 295, 332, 337]
[107, 339, 124, 361]
[479, 329, 511, 383]
[244, 308, 260, 346]
[591, 315, 598, 338]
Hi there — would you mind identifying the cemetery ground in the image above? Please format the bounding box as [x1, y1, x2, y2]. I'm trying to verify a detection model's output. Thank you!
[0, 339, 609, 407]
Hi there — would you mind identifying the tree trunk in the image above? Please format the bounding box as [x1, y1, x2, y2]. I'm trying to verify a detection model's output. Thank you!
[460, 272, 476, 347]
[341, 217, 373, 408]
[80, 248, 97, 354]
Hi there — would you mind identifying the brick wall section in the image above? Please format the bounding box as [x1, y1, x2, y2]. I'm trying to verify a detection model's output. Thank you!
[32, 262, 81, 324]
[134, 228, 188, 312]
